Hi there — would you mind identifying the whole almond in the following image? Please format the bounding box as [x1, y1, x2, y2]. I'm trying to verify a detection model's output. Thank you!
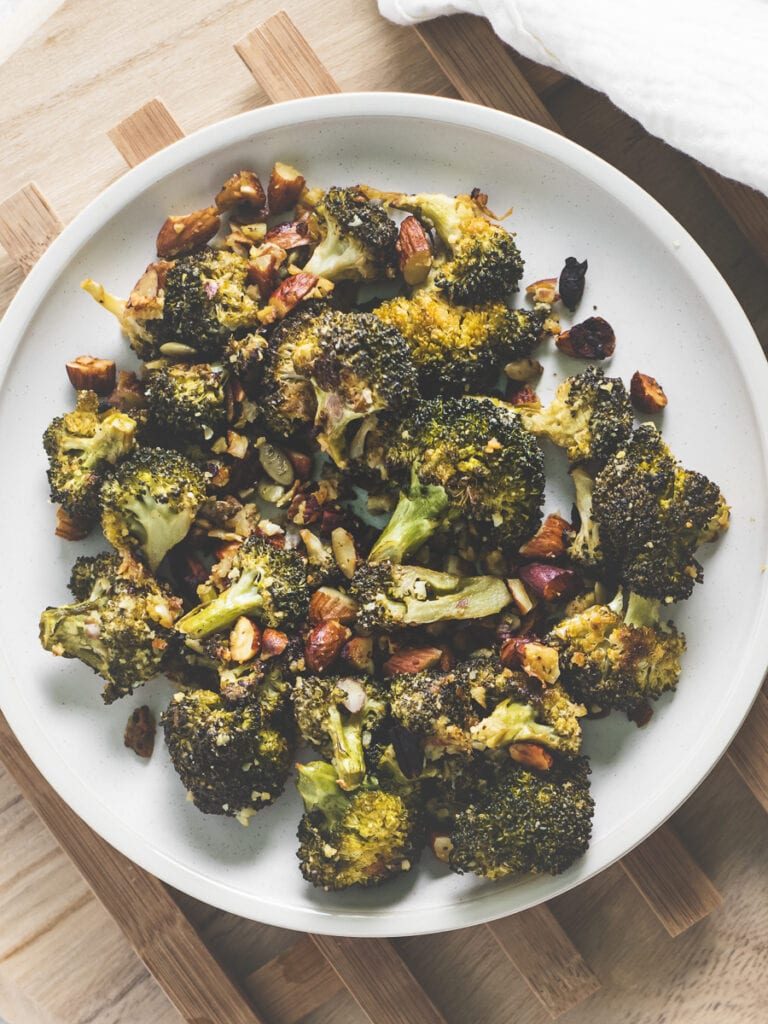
[630, 371, 668, 413]
[268, 272, 320, 319]
[518, 514, 572, 559]
[229, 617, 262, 662]
[305, 620, 352, 673]
[156, 207, 220, 258]
[396, 216, 433, 286]
[261, 628, 289, 659]
[383, 645, 443, 677]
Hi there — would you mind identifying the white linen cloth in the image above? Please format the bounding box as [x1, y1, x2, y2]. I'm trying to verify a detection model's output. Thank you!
[378, 0, 768, 196]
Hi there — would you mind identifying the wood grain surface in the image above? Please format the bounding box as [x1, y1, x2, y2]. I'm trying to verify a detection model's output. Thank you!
[1, 2, 768, 1023]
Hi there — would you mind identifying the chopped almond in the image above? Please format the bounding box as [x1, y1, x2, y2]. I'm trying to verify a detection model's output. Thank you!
[630, 371, 668, 413]
[267, 162, 307, 215]
[229, 617, 262, 662]
[66, 355, 116, 395]
[509, 742, 553, 770]
[156, 207, 220, 258]
[215, 171, 266, 216]
[396, 216, 433, 286]
[518, 514, 572, 559]
[383, 645, 443, 677]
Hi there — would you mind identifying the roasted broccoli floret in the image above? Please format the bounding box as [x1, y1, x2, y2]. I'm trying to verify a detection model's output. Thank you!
[369, 396, 545, 562]
[375, 188, 524, 304]
[39, 552, 182, 703]
[224, 329, 269, 390]
[260, 303, 323, 439]
[303, 186, 398, 282]
[296, 760, 423, 890]
[43, 390, 137, 523]
[516, 367, 633, 465]
[592, 424, 730, 601]
[374, 289, 543, 395]
[389, 667, 477, 759]
[144, 361, 229, 442]
[449, 757, 594, 879]
[176, 534, 309, 639]
[290, 307, 419, 467]
[351, 561, 512, 631]
[100, 447, 207, 571]
[549, 588, 686, 712]
[292, 675, 388, 790]
[161, 688, 293, 822]
[470, 685, 586, 756]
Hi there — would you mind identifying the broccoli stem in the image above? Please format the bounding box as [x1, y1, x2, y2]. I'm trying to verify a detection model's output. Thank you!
[313, 388, 366, 468]
[39, 608, 112, 678]
[400, 575, 511, 625]
[176, 572, 266, 639]
[326, 706, 367, 791]
[368, 471, 451, 564]
[623, 591, 663, 629]
[472, 700, 558, 750]
[296, 761, 347, 819]
[121, 495, 197, 573]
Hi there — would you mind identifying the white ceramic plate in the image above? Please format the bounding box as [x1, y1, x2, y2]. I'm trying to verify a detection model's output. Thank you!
[1, 94, 767, 937]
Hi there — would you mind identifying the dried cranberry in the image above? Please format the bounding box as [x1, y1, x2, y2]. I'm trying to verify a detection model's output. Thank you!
[556, 316, 615, 359]
[558, 257, 588, 311]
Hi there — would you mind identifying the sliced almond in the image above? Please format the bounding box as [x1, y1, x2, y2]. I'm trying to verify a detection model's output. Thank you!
[267, 162, 307, 215]
[309, 587, 359, 626]
[396, 215, 433, 286]
[156, 207, 221, 258]
[229, 617, 262, 662]
[331, 527, 357, 580]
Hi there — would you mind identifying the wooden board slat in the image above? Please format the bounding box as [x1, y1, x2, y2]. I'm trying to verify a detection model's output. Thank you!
[245, 936, 343, 1024]
[0, 182, 64, 275]
[235, 11, 341, 104]
[487, 905, 600, 1019]
[620, 824, 722, 937]
[310, 934, 447, 1024]
[727, 689, 768, 810]
[0, 713, 264, 1024]
[699, 166, 768, 265]
[414, 15, 560, 133]
[109, 98, 185, 169]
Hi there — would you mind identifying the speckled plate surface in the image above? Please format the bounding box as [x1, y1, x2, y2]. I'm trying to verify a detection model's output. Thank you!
[1, 93, 767, 936]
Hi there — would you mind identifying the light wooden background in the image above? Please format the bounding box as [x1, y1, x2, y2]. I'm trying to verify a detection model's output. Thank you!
[1, 2, 767, 1023]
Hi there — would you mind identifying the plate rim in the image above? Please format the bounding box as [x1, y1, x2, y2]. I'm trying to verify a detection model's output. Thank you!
[2, 91, 768, 936]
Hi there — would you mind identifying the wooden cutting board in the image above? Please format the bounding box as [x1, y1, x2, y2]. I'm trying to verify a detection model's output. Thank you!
[1, 4, 767, 1023]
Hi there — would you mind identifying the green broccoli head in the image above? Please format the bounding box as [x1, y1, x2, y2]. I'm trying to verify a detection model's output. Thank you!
[260, 303, 324, 440]
[517, 366, 633, 465]
[176, 535, 310, 639]
[593, 424, 730, 601]
[378, 396, 545, 557]
[374, 290, 543, 396]
[449, 757, 594, 879]
[290, 307, 419, 468]
[549, 589, 686, 712]
[161, 688, 294, 822]
[383, 190, 524, 304]
[160, 249, 263, 360]
[303, 186, 398, 282]
[296, 760, 423, 890]
[389, 667, 477, 759]
[100, 446, 207, 572]
[40, 552, 182, 703]
[144, 361, 229, 442]
[43, 390, 137, 523]
[351, 561, 512, 631]
[292, 674, 388, 791]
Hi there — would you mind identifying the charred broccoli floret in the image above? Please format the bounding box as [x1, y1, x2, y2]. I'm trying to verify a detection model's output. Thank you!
[43, 390, 137, 523]
[260, 303, 323, 439]
[161, 688, 294, 822]
[290, 307, 419, 467]
[376, 189, 524, 304]
[144, 361, 228, 442]
[292, 674, 388, 790]
[369, 396, 545, 562]
[39, 553, 182, 703]
[160, 249, 262, 359]
[389, 667, 477, 758]
[374, 290, 543, 395]
[176, 534, 309, 638]
[469, 685, 586, 756]
[549, 588, 686, 712]
[296, 760, 423, 890]
[351, 561, 512, 631]
[303, 186, 398, 282]
[516, 366, 633, 465]
[592, 424, 730, 601]
[449, 757, 594, 879]
[224, 329, 269, 389]
[100, 447, 207, 571]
